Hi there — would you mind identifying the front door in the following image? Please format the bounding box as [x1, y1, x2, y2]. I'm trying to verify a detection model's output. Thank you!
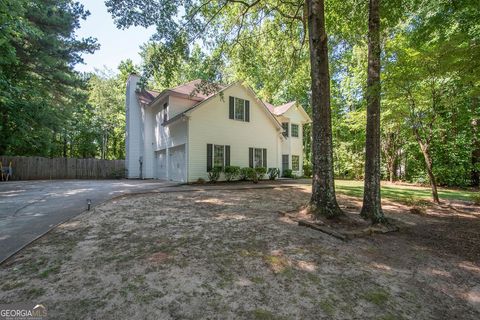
[282, 154, 289, 175]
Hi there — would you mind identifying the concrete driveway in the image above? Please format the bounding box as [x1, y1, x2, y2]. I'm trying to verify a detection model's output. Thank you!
[0, 179, 178, 263]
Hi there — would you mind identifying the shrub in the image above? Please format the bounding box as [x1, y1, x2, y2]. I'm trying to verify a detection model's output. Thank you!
[196, 177, 206, 184]
[247, 167, 259, 183]
[283, 169, 294, 178]
[208, 166, 222, 182]
[303, 164, 312, 178]
[255, 167, 267, 180]
[239, 167, 251, 181]
[224, 166, 240, 182]
[267, 168, 280, 180]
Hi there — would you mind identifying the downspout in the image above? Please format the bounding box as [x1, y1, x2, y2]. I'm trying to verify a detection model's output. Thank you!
[185, 115, 190, 183]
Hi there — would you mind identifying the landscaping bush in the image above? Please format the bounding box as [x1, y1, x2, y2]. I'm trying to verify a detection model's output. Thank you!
[247, 167, 259, 183]
[303, 163, 312, 178]
[267, 168, 280, 180]
[208, 166, 222, 182]
[255, 167, 267, 180]
[239, 167, 251, 181]
[224, 166, 240, 182]
[283, 169, 294, 178]
[196, 177, 206, 184]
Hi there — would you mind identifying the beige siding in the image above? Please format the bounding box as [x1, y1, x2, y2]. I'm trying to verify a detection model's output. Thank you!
[284, 107, 305, 176]
[169, 96, 197, 118]
[187, 84, 281, 181]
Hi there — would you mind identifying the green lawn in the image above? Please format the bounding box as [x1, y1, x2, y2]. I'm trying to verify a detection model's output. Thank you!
[334, 179, 478, 204]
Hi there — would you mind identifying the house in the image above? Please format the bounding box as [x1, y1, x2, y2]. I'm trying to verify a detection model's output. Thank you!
[125, 75, 311, 182]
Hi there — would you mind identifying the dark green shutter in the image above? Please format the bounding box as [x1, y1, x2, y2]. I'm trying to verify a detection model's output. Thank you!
[262, 149, 267, 168]
[249, 148, 254, 168]
[282, 123, 289, 137]
[245, 100, 250, 122]
[229, 96, 234, 119]
[207, 144, 213, 172]
[225, 145, 230, 166]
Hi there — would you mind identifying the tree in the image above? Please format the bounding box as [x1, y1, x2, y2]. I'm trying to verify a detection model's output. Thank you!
[306, 0, 343, 218]
[360, 0, 385, 223]
[0, 0, 98, 156]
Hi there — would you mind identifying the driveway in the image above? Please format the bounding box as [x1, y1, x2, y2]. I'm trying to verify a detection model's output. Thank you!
[0, 179, 178, 263]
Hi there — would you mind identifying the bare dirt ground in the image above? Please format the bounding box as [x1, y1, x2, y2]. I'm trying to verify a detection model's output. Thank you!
[1, 184, 479, 319]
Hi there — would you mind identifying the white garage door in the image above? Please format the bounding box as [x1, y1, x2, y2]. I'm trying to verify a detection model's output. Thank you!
[168, 144, 186, 182]
[155, 150, 167, 179]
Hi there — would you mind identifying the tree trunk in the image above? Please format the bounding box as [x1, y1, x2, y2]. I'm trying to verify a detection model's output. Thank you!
[306, 0, 343, 218]
[418, 140, 440, 203]
[360, 0, 385, 223]
[471, 96, 479, 187]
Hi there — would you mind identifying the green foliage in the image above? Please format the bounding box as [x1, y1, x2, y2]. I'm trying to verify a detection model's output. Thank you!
[207, 166, 222, 183]
[240, 167, 266, 183]
[267, 168, 280, 180]
[283, 169, 294, 179]
[471, 193, 480, 206]
[0, 0, 98, 156]
[255, 167, 267, 180]
[224, 166, 240, 182]
[303, 164, 312, 178]
[239, 167, 251, 181]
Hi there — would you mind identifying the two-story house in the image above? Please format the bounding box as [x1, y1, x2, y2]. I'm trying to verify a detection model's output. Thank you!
[125, 75, 311, 182]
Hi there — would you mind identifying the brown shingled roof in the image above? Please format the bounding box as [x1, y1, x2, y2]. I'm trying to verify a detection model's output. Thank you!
[137, 89, 160, 105]
[136, 79, 297, 118]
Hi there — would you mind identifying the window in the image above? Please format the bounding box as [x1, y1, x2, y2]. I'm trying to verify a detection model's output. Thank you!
[282, 122, 289, 137]
[207, 144, 230, 171]
[291, 124, 299, 137]
[234, 98, 245, 121]
[229, 96, 249, 121]
[163, 103, 168, 122]
[250, 148, 267, 168]
[214, 145, 225, 167]
[254, 148, 262, 168]
[292, 155, 300, 171]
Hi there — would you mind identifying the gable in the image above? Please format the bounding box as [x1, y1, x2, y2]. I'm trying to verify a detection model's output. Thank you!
[282, 103, 312, 124]
[186, 82, 283, 131]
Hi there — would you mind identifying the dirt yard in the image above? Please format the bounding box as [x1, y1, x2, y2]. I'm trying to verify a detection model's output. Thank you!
[1, 184, 479, 319]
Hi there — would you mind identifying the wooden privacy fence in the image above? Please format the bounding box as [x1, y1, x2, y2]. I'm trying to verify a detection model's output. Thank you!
[0, 156, 125, 180]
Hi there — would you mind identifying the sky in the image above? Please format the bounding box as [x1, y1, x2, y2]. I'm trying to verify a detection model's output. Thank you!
[75, 0, 155, 73]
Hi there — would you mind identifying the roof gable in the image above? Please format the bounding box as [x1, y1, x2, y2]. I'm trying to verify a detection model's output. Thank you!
[186, 82, 283, 131]
[138, 79, 309, 126]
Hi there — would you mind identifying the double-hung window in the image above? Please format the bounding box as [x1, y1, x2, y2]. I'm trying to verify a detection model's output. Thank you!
[214, 145, 225, 167]
[229, 96, 250, 122]
[249, 147, 267, 168]
[234, 98, 245, 121]
[291, 124, 299, 137]
[207, 144, 230, 171]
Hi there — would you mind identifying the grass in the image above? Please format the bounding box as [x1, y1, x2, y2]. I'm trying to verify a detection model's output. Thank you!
[363, 288, 390, 305]
[334, 179, 478, 203]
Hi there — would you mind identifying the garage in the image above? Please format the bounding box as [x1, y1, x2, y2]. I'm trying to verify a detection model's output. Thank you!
[155, 150, 167, 179]
[168, 144, 186, 182]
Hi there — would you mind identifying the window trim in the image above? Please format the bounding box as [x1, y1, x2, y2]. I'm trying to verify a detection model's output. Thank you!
[292, 155, 300, 171]
[213, 144, 226, 168]
[291, 123, 299, 138]
[233, 97, 246, 121]
[252, 147, 267, 168]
